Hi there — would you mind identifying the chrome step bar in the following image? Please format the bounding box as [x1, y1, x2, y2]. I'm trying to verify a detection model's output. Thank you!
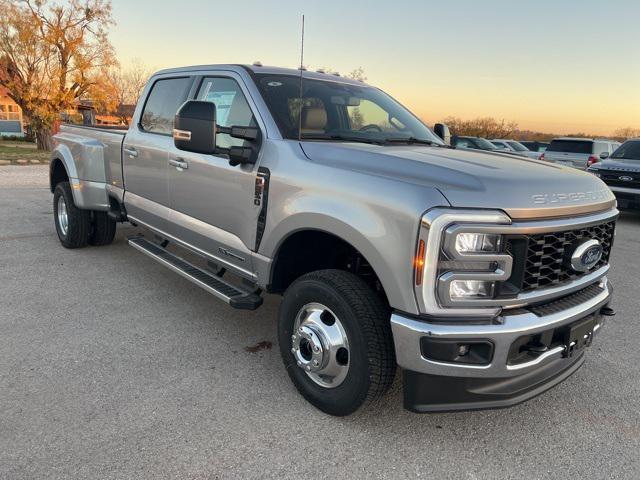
[128, 236, 263, 310]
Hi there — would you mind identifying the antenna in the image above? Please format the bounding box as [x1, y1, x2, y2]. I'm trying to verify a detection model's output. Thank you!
[297, 14, 305, 141]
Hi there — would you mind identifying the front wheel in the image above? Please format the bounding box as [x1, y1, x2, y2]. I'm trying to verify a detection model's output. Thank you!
[278, 269, 396, 416]
[53, 182, 91, 249]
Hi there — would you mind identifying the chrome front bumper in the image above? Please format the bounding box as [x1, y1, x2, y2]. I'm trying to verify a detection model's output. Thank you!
[391, 279, 612, 379]
[393, 279, 613, 412]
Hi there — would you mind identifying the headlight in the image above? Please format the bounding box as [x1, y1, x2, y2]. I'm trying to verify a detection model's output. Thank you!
[449, 279, 495, 299]
[414, 209, 513, 318]
[454, 233, 501, 253]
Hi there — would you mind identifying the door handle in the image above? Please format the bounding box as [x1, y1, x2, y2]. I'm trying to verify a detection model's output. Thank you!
[123, 146, 138, 158]
[169, 158, 188, 170]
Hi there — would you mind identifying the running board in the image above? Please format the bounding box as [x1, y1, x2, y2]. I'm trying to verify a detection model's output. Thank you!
[128, 236, 263, 310]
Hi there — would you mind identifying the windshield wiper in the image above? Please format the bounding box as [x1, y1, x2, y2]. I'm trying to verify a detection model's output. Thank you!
[300, 133, 384, 145]
[383, 137, 439, 146]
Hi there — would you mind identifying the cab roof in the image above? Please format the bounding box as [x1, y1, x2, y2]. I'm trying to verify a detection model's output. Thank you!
[153, 64, 368, 87]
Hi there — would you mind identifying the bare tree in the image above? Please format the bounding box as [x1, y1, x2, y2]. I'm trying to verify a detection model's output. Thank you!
[613, 127, 640, 140]
[107, 58, 153, 123]
[0, 0, 117, 150]
[444, 116, 519, 139]
[346, 67, 367, 82]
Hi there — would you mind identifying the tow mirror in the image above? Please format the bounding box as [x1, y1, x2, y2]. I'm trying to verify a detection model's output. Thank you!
[599, 152, 609, 159]
[174, 100, 260, 165]
[174, 101, 217, 154]
[434, 123, 451, 145]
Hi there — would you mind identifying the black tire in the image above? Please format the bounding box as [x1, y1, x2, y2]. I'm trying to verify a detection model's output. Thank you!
[278, 269, 396, 416]
[53, 181, 91, 249]
[89, 211, 117, 246]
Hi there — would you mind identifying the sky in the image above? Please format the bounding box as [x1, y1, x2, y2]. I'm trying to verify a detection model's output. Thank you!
[109, 0, 639, 135]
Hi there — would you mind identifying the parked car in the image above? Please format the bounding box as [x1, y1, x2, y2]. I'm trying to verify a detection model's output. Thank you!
[588, 138, 640, 209]
[490, 139, 541, 159]
[49, 64, 617, 415]
[521, 140, 549, 153]
[542, 137, 621, 169]
[452, 135, 501, 152]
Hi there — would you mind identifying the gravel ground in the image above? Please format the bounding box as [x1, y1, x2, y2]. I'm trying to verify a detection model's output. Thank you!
[1, 165, 639, 479]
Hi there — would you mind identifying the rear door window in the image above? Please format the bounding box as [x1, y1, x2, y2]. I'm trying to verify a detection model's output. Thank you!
[547, 140, 593, 154]
[140, 77, 193, 135]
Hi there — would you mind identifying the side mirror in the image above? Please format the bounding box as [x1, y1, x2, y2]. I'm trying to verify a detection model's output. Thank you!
[174, 100, 260, 165]
[599, 152, 609, 159]
[174, 101, 217, 154]
[434, 123, 451, 145]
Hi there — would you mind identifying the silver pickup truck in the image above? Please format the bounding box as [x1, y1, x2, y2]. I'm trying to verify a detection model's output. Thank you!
[50, 64, 618, 415]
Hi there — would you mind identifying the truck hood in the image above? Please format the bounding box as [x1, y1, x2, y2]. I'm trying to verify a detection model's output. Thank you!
[300, 142, 616, 219]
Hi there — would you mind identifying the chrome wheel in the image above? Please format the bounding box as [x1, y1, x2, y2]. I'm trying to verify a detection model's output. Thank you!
[291, 302, 350, 388]
[57, 195, 69, 236]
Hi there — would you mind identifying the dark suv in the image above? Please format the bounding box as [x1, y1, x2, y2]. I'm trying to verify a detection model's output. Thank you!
[588, 139, 640, 209]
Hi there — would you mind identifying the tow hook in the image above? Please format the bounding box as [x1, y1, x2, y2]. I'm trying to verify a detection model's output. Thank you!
[600, 306, 616, 317]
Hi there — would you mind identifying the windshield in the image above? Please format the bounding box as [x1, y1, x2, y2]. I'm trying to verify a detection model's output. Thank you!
[507, 141, 528, 151]
[473, 138, 499, 150]
[254, 74, 443, 145]
[610, 140, 640, 160]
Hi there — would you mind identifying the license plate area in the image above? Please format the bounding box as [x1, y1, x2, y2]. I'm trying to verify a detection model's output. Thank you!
[561, 315, 597, 358]
[507, 313, 601, 367]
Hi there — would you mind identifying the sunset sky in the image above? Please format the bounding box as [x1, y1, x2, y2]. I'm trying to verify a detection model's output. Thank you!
[109, 0, 639, 135]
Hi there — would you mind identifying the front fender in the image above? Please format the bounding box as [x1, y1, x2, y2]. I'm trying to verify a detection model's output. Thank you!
[260, 189, 448, 315]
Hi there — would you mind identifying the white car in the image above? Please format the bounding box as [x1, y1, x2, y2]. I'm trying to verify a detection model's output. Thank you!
[490, 139, 541, 159]
[541, 137, 622, 170]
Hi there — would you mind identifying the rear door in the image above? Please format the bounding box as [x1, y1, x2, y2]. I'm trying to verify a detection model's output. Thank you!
[544, 139, 593, 169]
[123, 76, 194, 231]
[166, 72, 265, 277]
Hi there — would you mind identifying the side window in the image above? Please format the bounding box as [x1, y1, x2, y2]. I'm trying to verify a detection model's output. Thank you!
[197, 77, 256, 149]
[456, 139, 470, 148]
[140, 77, 192, 135]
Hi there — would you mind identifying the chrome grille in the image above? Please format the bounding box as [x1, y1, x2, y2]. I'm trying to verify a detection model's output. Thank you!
[509, 221, 615, 291]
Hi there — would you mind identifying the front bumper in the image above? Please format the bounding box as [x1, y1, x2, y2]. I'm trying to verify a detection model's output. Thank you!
[391, 280, 613, 412]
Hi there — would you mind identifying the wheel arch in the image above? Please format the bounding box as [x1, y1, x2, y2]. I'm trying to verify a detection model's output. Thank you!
[264, 212, 417, 313]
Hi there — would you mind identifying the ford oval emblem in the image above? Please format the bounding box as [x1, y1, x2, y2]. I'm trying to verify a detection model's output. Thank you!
[570, 239, 603, 272]
[619, 175, 633, 182]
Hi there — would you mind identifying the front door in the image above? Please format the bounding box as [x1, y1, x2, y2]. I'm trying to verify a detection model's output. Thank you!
[166, 73, 264, 278]
[123, 76, 194, 231]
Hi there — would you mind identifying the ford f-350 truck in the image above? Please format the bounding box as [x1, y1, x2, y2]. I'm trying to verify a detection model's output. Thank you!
[50, 64, 617, 415]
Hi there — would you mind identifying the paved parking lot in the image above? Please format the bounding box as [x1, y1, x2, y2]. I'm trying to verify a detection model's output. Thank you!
[2, 165, 640, 479]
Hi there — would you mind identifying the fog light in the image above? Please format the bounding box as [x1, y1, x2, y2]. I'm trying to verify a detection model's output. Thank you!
[450, 280, 494, 299]
[420, 338, 494, 365]
[458, 344, 470, 356]
[455, 233, 500, 253]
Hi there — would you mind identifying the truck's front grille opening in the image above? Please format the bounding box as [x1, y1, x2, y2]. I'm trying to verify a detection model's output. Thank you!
[506, 221, 615, 292]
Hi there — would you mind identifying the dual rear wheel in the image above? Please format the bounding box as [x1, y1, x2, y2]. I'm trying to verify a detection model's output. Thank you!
[53, 181, 116, 248]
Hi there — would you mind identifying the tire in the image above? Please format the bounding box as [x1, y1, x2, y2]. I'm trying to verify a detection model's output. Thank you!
[89, 211, 116, 246]
[278, 269, 396, 416]
[53, 181, 91, 249]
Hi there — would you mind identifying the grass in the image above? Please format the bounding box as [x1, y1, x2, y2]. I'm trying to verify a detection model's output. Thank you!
[0, 143, 49, 165]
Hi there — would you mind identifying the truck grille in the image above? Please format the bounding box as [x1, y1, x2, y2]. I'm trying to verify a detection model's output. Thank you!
[508, 221, 615, 292]
[599, 168, 640, 189]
